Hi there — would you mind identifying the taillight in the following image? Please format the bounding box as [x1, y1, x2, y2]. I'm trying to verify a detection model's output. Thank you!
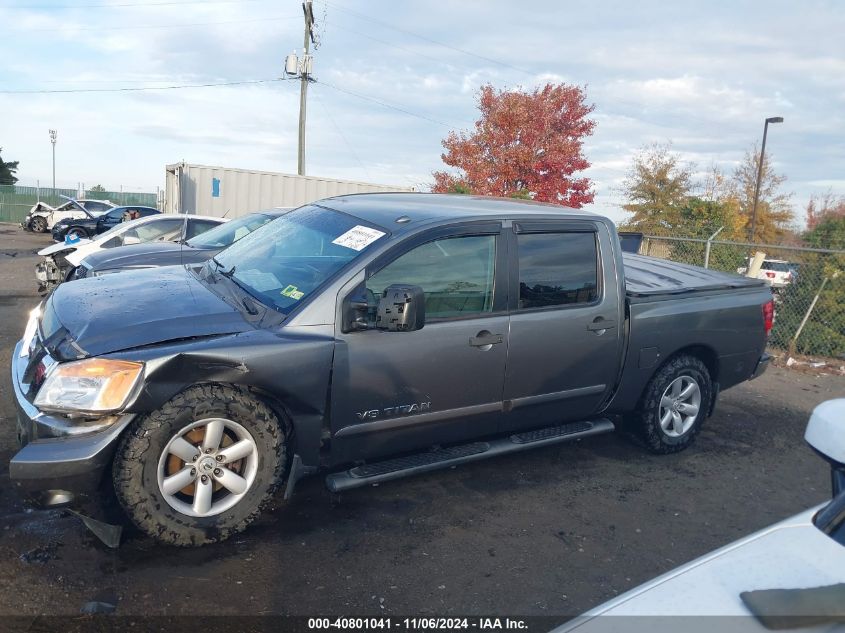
[766, 272, 776, 278]
[762, 300, 774, 336]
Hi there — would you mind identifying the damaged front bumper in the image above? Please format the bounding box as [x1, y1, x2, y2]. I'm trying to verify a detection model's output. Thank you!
[35, 257, 67, 294]
[10, 339, 135, 508]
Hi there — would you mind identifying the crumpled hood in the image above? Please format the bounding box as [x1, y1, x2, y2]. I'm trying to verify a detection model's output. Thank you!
[44, 265, 254, 358]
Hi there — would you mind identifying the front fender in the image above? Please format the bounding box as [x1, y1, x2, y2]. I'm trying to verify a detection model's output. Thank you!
[114, 328, 336, 467]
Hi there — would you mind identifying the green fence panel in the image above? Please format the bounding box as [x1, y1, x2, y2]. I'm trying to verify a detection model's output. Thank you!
[0, 185, 158, 225]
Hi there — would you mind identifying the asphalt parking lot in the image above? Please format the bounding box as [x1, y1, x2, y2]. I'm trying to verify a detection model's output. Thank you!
[0, 224, 842, 620]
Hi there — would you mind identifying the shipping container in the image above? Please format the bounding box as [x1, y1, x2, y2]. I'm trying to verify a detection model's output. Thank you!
[164, 163, 413, 218]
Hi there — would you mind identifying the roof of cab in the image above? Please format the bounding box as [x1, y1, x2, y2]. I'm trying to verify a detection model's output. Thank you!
[314, 192, 600, 232]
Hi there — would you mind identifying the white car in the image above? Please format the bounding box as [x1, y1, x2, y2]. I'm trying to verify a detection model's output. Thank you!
[737, 258, 796, 289]
[35, 213, 226, 293]
[21, 197, 116, 232]
[558, 399, 845, 632]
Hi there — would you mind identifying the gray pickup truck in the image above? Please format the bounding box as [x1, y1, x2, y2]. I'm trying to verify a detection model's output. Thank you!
[11, 193, 772, 546]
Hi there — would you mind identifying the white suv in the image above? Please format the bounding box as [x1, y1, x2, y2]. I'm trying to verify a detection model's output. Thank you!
[737, 258, 796, 289]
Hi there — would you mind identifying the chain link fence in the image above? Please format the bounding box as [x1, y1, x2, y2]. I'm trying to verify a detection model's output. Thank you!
[0, 185, 159, 224]
[639, 235, 845, 360]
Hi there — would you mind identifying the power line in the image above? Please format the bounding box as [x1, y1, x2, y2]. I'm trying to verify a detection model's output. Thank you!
[17, 14, 298, 31]
[312, 78, 467, 129]
[312, 88, 372, 181]
[0, 78, 281, 94]
[316, 0, 535, 76]
[3, 0, 270, 8]
[326, 22, 479, 74]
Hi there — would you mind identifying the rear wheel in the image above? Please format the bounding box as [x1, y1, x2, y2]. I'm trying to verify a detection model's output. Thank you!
[113, 385, 289, 546]
[31, 216, 47, 232]
[633, 355, 712, 454]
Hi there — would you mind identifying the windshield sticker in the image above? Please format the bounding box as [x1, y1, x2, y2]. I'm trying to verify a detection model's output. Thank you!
[236, 270, 281, 292]
[331, 225, 386, 251]
[281, 285, 305, 300]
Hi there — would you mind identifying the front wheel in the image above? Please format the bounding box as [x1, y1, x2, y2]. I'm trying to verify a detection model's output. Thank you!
[31, 216, 47, 233]
[633, 355, 712, 454]
[113, 385, 289, 546]
[66, 227, 88, 240]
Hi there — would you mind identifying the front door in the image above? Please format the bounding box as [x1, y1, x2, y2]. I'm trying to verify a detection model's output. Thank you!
[97, 208, 126, 233]
[330, 224, 508, 464]
[502, 220, 624, 432]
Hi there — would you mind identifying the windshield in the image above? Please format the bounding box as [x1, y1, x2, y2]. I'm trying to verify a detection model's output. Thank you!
[211, 205, 388, 314]
[187, 213, 274, 249]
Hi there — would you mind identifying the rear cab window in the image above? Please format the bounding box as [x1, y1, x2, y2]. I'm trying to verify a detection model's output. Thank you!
[516, 231, 599, 309]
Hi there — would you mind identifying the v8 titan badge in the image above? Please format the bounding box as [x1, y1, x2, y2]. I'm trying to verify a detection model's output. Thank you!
[332, 225, 386, 251]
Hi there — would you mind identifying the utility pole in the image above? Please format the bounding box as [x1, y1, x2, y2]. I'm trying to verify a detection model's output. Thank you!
[298, 1, 316, 176]
[49, 129, 57, 190]
[749, 116, 783, 242]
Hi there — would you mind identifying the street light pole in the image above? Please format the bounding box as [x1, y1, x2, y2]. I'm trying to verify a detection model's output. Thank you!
[749, 116, 783, 242]
[48, 129, 57, 190]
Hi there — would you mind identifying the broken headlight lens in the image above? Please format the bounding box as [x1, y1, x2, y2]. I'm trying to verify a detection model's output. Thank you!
[34, 358, 144, 413]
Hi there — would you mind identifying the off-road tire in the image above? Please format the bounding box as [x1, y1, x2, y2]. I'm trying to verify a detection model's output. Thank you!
[31, 216, 47, 233]
[113, 384, 289, 546]
[634, 354, 712, 454]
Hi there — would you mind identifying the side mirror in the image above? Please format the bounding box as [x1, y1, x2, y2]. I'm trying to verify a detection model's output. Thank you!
[805, 399, 845, 497]
[376, 284, 425, 332]
[341, 285, 371, 333]
[122, 233, 140, 245]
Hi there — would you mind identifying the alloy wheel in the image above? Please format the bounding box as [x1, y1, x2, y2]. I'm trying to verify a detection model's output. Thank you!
[156, 418, 259, 517]
[658, 376, 701, 438]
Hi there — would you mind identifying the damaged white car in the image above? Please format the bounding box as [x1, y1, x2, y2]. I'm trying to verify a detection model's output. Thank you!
[35, 212, 226, 293]
[21, 197, 116, 233]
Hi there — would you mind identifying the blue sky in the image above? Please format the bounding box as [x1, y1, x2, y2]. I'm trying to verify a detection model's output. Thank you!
[1, 0, 843, 224]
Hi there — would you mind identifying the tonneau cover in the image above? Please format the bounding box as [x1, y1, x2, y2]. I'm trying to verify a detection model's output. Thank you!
[624, 253, 766, 298]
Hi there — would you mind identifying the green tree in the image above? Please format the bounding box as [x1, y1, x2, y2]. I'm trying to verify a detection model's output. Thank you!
[89, 184, 106, 192]
[732, 144, 794, 243]
[805, 215, 845, 250]
[621, 143, 693, 234]
[0, 148, 19, 185]
[805, 192, 845, 231]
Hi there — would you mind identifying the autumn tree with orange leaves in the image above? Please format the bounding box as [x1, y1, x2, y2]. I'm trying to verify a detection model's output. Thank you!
[432, 83, 596, 207]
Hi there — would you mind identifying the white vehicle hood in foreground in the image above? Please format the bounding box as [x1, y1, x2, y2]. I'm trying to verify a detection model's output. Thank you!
[559, 506, 845, 632]
[38, 239, 92, 257]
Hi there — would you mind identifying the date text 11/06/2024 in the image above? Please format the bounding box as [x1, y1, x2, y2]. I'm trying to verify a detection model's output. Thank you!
[308, 618, 529, 630]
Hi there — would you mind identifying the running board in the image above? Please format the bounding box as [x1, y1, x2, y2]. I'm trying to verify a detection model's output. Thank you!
[325, 418, 615, 493]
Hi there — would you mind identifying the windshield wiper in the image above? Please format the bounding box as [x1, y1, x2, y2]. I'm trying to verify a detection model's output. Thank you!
[211, 256, 236, 278]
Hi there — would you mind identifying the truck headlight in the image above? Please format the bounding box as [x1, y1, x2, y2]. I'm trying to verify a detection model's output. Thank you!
[34, 358, 144, 413]
[19, 307, 41, 358]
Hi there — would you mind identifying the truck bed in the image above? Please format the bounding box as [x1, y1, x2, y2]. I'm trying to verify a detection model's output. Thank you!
[623, 253, 766, 300]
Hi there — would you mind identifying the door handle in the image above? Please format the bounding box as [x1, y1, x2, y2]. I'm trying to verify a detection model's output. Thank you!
[469, 332, 503, 347]
[587, 318, 617, 332]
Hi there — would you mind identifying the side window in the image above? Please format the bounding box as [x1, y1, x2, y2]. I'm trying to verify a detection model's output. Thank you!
[187, 220, 221, 239]
[517, 232, 599, 309]
[127, 219, 182, 243]
[367, 235, 496, 319]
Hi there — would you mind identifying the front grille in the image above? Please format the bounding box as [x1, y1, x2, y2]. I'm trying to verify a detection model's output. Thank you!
[71, 265, 88, 280]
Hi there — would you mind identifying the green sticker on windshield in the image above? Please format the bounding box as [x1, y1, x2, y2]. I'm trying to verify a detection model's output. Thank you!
[281, 284, 304, 301]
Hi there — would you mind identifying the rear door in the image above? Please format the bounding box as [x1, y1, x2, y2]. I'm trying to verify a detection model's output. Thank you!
[501, 220, 624, 432]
